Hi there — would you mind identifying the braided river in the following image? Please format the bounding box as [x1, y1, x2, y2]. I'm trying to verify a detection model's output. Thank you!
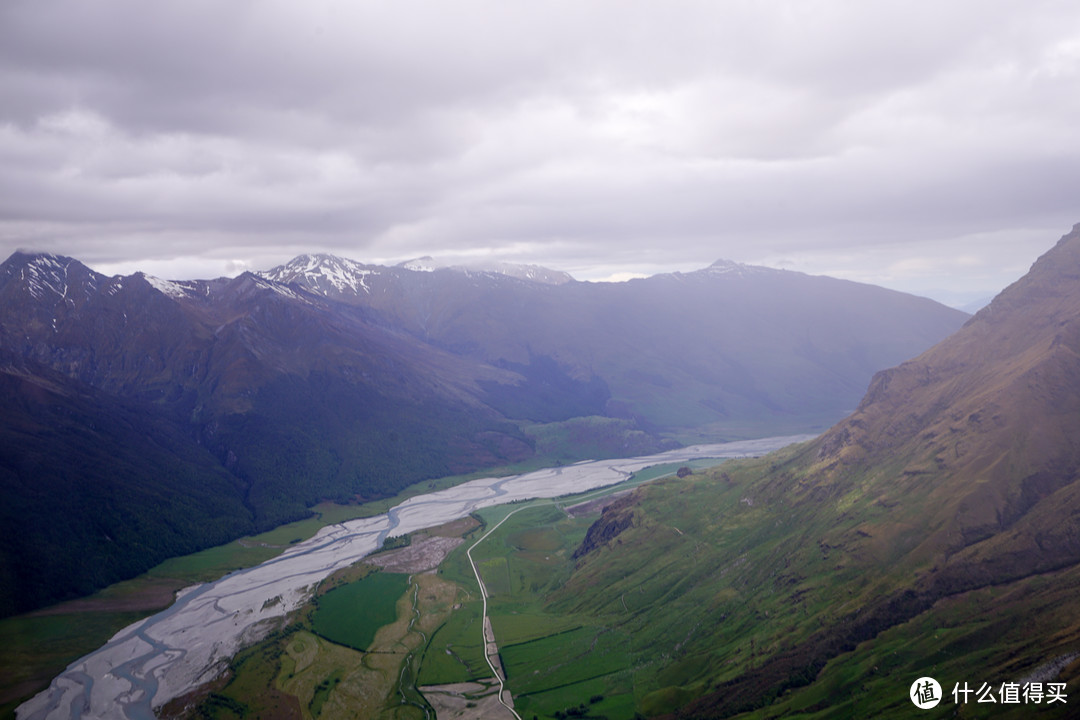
[17, 435, 812, 720]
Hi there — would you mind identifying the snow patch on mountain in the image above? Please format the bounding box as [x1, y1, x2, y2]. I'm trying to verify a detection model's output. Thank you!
[652, 259, 786, 283]
[143, 274, 191, 300]
[261, 253, 376, 296]
[248, 274, 310, 301]
[15, 253, 100, 300]
[22, 255, 70, 299]
[704, 259, 776, 277]
[266, 252, 573, 294]
[398, 256, 438, 273]
[398, 256, 573, 285]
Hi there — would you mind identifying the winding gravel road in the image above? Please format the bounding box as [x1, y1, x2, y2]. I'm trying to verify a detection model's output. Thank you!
[17, 435, 812, 720]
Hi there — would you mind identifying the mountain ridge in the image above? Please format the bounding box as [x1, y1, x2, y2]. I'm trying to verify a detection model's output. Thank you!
[0, 247, 969, 617]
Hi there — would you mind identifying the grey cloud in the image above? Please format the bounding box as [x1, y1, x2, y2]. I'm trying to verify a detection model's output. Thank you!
[1, 0, 1079, 306]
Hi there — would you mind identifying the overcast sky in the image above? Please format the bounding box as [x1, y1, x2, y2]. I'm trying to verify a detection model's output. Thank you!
[2, 1, 1079, 307]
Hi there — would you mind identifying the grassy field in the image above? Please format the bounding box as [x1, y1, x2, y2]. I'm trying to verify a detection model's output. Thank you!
[310, 572, 410, 652]
[408, 455, 807, 716]
[421, 498, 647, 717]
[182, 563, 468, 720]
[522, 415, 680, 463]
[488, 447, 1080, 719]
[502, 626, 632, 693]
[416, 600, 488, 685]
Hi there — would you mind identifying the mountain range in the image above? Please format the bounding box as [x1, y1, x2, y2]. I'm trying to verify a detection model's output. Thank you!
[549, 224, 1080, 717]
[0, 250, 966, 616]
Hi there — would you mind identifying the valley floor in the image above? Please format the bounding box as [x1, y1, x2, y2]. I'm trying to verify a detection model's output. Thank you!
[16, 436, 810, 720]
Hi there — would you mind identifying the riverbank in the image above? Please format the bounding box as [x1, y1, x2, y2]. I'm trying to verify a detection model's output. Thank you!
[0, 460, 547, 720]
[17, 435, 813, 720]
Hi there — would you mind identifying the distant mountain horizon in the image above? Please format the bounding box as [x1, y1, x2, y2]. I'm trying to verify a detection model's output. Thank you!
[5, 247, 1000, 306]
[0, 246, 967, 618]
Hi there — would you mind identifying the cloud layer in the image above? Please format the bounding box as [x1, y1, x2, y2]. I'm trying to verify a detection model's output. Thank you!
[2, 0, 1079, 304]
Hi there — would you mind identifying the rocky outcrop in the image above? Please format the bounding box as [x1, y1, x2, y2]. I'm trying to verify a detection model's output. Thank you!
[572, 495, 636, 559]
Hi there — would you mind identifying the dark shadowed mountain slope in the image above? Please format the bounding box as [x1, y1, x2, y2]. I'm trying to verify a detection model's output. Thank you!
[0, 255, 538, 483]
[552, 225, 1080, 718]
[0, 255, 533, 615]
[0, 351, 255, 617]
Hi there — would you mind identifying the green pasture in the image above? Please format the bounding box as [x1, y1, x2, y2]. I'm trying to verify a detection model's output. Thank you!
[487, 613, 582, 647]
[417, 600, 488, 685]
[420, 451, 891, 717]
[522, 415, 687, 463]
[515, 674, 637, 720]
[503, 625, 632, 695]
[194, 626, 302, 720]
[455, 503, 590, 605]
[425, 496, 647, 715]
[310, 571, 410, 652]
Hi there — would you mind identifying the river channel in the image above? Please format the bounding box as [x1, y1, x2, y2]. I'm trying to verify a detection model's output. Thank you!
[17, 435, 813, 720]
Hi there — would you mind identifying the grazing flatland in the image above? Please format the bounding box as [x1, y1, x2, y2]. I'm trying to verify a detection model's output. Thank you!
[422, 502, 639, 718]
[310, 572, 411, 652]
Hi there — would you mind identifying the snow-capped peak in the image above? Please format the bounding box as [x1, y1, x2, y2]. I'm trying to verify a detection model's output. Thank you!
[7, 252, 100, 300]
[465, 260, 573, 285]
[397, 256, 573, 285]
[703, 259, 776, 278]
[141, 274, 191, 300]
[260, 253, 377, 296]
[398, 256, 439, 273]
